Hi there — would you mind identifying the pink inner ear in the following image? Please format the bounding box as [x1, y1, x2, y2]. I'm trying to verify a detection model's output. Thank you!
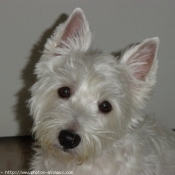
[130, 41, 157, 81]
[61, 11, 84, 45]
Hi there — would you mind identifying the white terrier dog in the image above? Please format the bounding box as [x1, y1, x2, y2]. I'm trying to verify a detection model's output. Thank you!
[29, 8, 175, 175]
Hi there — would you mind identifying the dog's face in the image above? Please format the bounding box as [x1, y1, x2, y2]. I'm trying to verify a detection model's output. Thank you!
[29, 8, 159, 162]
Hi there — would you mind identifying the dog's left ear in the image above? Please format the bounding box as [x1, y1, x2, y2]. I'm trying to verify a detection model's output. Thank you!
[120, 37, 159, 108]
[44, 8, 92, 55]
[121, 37, 159, 82]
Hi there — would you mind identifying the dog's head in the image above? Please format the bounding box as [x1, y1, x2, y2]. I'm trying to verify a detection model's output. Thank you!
[29, 8, 159, 162]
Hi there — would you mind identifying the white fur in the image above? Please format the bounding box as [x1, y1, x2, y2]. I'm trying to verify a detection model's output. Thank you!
[29, 8, 175, 175]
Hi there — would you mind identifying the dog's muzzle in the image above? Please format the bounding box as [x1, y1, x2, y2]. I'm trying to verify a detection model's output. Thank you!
[58, 130, 81, 149]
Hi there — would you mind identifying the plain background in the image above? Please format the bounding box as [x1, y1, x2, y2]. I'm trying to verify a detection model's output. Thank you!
[0, 0, 175, 137]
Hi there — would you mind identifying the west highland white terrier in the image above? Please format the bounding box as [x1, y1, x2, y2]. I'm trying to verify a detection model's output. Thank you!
[29, 8, 175, 175]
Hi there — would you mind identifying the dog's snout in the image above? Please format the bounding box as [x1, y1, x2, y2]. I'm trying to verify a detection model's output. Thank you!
[58, 130, 81, 149]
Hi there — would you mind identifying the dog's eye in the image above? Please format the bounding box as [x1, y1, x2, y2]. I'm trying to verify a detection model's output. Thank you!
[99, 101, 112, 113]
[58, 87, 71, 99]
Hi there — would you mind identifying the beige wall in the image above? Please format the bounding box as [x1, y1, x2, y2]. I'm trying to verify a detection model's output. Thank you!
[0, 0, 175, 137]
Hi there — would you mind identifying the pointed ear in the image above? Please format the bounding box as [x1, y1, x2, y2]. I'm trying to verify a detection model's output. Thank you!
[121, 37, 159, 83]
[44, 8, 92, 55]
[120, 38, 159, 110]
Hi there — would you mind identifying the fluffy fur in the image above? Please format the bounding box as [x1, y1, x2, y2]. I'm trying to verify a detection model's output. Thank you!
[29, 8, 175, 175]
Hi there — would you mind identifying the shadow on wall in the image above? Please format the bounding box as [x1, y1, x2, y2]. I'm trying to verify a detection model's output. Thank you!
[14, 14, 68, 136]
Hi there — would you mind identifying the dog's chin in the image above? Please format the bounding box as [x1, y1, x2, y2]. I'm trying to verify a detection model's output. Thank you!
[39, 134, 102, 164]
[49, 144, 89, 164]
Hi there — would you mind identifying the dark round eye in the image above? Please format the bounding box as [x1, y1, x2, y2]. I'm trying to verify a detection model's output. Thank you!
[99, 101, 112, 113]
[58, 87, 71, 98]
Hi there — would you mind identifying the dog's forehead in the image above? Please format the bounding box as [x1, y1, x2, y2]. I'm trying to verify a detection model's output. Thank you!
[65, 52, 119, 75]
[60, 52, 120, 80]
[57, 52, 125, 96]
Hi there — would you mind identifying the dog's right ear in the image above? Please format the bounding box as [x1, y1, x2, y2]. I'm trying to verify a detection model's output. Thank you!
[44, 8, 92, 56]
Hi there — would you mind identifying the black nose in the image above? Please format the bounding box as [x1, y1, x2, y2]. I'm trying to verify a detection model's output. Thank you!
[58, 130, 81, 149]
